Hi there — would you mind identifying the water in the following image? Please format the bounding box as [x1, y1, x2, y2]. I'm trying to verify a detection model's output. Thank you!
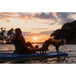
[0, 44, 76, 64]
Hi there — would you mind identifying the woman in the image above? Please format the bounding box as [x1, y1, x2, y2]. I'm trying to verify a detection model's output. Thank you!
[12, 28, 37, 54]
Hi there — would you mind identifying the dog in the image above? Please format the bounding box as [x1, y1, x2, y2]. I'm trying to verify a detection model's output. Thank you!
[38, 38, 66, 54]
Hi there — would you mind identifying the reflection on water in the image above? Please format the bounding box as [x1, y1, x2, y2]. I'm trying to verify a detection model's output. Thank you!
[0, 44, 76, 64]
[0, 44, 15, 53]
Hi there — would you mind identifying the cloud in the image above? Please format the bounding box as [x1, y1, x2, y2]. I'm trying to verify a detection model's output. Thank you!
[41, 22, 51, 24]
[0, 12, 76, 25]
[22, 32, 31, 36]
[31, 28, 49, 30]
[0, 12, 15, 19]
[34, 12, 76, 25]
[23, 12, 76, 25]
[40, 30, 53, 35]
[13, 12, 35, 19]
[22, 30, 53, 36]
[0, 12, 33, 20]
[34, 12, 56, 20]
[56, 12, 74, 24]
[0, 14, 9, 19]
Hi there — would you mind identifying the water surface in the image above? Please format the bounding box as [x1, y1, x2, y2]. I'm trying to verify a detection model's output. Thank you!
[0, 44, 76, 64]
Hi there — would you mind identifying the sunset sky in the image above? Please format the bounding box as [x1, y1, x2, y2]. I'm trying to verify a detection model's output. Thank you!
[0, 12, 76, 42]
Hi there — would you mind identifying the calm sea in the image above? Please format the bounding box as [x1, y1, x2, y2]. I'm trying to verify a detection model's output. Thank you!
[0, 44, 76, 64]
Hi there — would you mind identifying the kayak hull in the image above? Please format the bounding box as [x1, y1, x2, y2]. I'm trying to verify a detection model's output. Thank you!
[0, 51, 68, 62]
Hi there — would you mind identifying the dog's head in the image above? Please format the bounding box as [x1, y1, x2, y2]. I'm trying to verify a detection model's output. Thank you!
[42, 40, 51, 50]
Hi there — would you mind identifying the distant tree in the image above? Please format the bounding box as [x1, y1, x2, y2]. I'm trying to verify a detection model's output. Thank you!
[61, 21, 76, 40]
[7, 28, 15, 39]
[51, 29, 65, 39]
[51, 20, 76, 43]
[0, 27, 6, 41]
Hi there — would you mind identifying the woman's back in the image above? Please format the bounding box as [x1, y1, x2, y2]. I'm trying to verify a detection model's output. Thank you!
[12, 34, 28, 54]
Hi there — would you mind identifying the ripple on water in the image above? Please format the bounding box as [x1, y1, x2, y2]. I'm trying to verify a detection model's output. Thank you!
[0, 44, 76, 63]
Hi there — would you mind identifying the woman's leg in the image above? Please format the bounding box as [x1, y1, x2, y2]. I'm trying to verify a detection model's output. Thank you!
[27, 47, 43, 54]
[26, 42, 34, 48]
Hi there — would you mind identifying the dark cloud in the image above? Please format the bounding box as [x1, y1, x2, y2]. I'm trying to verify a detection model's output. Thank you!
[39, 13, 53, 19]
[34, 12, 76, 25]
[34, 12, 56, 20]
[56, 12, 74, 24]
[56, 13, 69, 19]
[65, 18, 74, 23]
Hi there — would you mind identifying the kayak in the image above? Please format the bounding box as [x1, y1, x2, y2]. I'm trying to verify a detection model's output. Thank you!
[0, 51, 68, 62]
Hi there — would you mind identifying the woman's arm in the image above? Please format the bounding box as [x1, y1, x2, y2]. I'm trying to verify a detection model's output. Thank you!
[18, 35, 28, 48]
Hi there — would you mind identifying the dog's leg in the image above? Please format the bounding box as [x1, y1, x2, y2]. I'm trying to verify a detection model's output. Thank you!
[40, 50, 41, 54]
[55, 46, 60, 54]
[38, 48, 43, 54]
[26, 42, 34, 48]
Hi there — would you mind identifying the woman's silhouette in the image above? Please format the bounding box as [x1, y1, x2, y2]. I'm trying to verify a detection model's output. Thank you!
[12, 28, 38, 54]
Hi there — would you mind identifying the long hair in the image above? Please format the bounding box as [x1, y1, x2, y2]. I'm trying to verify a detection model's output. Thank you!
[15, 28, 22, 35]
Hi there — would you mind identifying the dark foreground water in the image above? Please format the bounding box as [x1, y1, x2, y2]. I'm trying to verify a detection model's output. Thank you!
[0, 44, 76, 64]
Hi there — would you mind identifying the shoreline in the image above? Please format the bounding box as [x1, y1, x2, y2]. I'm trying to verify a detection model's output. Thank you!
[5, 43, 76, 44]
[0, 40, 76, 44]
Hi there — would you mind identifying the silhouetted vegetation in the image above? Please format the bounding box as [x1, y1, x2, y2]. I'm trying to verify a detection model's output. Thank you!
[51, 20, 76, 43]
[0, 27, 7, 41]
[7, 28, 14, 40]
[0, 27, 15, 43]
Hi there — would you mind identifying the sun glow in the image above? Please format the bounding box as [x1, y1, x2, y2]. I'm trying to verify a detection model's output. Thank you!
[33, 37, 38, 41]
